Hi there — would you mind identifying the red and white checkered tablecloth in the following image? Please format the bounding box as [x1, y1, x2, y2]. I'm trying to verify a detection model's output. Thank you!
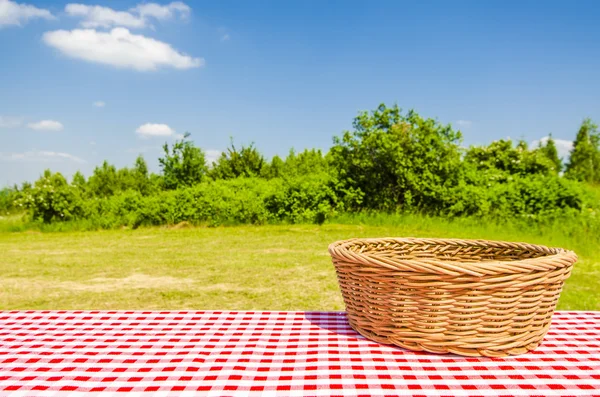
[1, 311, 599, 396]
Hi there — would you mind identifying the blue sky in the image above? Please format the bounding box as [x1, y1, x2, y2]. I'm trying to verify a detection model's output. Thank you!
[1, 0, 599, 186]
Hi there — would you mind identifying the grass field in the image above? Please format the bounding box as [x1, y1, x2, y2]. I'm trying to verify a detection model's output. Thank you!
[1, 214, 598, 311]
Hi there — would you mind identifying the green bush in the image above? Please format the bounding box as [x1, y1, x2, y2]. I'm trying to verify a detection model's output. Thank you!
[159, 133, 208, 189]
[446, 174, 588, 219]
[265, 173, 338, 224]
[464, 139, 557, 177]
[209, 141, 266, 180]
[58, 176, 339, 229]
[20, 170, 85, 223]
[0, 187, 17, 215]
[330, 104, 464, 212]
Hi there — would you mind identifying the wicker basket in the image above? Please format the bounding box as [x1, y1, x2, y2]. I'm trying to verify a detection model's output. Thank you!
[328, 237, 577, 357]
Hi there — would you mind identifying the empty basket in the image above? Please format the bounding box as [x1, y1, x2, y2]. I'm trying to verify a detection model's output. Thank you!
[328, 237, 577, 357]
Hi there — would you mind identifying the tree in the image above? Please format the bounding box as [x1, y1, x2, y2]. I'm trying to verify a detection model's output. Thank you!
[565, 118, 599, 183]
[134, 155, 149, 178]
[465, 139, 555, 177]
[283, 149, 329, 177]
[88, 161, 119, 197]
[132, 155, 153, 195]
[159, 132, 207, 189]
[71, 171, 87, 188]
[209, 140, 265, 180]
[261, 155, 285, 179]
[540, 134, 562, 173]
[117, 167, 134, 191]
[71, 171, 88, 197]
[260, 149, 330, 179]
[329, 104, 464, 211]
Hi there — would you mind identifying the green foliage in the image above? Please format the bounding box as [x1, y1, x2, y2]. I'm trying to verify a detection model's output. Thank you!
[71, 171, 86, 188]
[159, 133, 208, 189]
[88, 161, 119, 197]
[261, 155, 286, 179]
[261, 149, 330, 179]
[82, 156, 158, 198]
[464, 139, 556, 177]
[210, 141, 266, 180]
[541, 135, 562, 173]
[447, 173, 589, 220]
[265, 173, 338, 224]
[116, 156, 156, 195]
[0, 187, 18, 215]
[566, 118, 600, 183]
[131, 156, 153, 195]
[50, 176, 338, 229]
[7, 104, 600, 233]
[11, 171, 368, 230]
[0, 182, 33, 216]
[20, 170, 84, 223]
[330, 104, 463, 211]
[285, 149, 330, 177]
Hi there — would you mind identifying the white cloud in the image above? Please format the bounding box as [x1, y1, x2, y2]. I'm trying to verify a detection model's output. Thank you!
[531, 136, 574, 160]
[133, 2, 190, 21]
[456, 120, 472, 128]
[65, 3, 143, 28]
[0, 115, 22, 128]
[0, 150, 85, 163]
[65, 2, 190, 29]
[43, 27, 204, 71]
[93, 101, 105, 107]
[205, 149, 221, 164]
[221, 34, 230, 42]
[136, 123, 175, 137]
[27, 119, 64, 131]
[0, 0, 54, 27]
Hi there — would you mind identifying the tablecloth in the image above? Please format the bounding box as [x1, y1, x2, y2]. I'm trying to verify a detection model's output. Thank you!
[1, 311, 599, 396]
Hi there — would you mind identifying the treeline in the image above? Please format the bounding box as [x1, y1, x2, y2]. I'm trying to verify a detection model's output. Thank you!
[1, 104, 599, 229]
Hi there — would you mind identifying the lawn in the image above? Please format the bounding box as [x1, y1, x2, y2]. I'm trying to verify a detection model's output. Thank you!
[1, 215, 598, 311]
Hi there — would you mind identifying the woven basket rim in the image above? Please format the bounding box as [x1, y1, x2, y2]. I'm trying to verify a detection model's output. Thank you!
[328, 237, 577, 277]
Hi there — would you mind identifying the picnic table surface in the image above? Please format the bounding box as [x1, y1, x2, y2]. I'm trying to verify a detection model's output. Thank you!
[0, 310, 599, 396]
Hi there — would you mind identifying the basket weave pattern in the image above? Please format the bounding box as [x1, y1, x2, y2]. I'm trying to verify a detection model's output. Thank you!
[328, 238, 577, 357]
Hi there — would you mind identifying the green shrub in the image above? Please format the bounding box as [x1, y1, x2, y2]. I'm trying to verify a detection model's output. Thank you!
[20, 170, 85, 223]
[446, 174, 589, 220]
[464, 139, 557, 177]
[330, 104, 464, 212]
[0, 187, 17, 215]
[40, 176, 340, 229]
[265, 173, 338, 224]
[209, 141, 266, 180]
[159, 133, 208, 189]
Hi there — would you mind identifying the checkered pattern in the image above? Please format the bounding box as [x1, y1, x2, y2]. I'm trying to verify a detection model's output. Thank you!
[1, 311, 599, 396]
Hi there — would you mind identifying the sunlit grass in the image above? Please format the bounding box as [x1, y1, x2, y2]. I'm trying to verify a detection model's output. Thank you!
[1, 215, 598, 311]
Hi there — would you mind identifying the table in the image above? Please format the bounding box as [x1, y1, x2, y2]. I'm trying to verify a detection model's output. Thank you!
[1, 311, 599, 396]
